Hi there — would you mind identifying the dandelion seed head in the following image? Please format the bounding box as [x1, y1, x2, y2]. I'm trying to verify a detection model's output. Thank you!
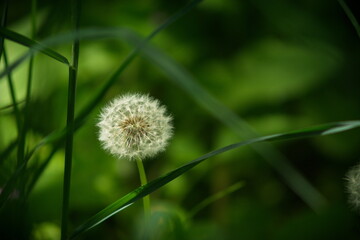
[97, 93, 173, 160]
[346, 163, 360, 210]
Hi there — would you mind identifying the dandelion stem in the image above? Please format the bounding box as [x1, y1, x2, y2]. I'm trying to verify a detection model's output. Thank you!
[136, 158, 151, 218]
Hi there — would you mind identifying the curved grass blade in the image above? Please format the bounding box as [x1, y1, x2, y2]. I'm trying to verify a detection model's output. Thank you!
[0, 27, 69, 64]
[70, 120, 360, 239]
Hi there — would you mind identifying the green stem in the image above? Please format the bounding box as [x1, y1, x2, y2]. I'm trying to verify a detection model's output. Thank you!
[136, 158, 151, 218]
[60, 0, 80, 239]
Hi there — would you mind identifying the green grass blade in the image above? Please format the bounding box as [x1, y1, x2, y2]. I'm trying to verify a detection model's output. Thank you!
[338, 0, 360, 39]
[70, 120, 360, 239]
[0, 27, 69, 64]
[188, 181, 245, 218]
[61, 0, 81, 239]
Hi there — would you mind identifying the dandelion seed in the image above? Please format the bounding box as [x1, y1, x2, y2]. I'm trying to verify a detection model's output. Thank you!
[97, 93, 173, 160]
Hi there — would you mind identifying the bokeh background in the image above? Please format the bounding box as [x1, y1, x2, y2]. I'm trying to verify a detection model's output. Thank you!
[1, 0, 360, 239]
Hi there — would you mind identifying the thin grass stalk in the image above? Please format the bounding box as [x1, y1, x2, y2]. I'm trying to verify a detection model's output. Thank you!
[60, 0, 80, 239]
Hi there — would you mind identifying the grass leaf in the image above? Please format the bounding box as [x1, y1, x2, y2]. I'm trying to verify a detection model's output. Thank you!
[0, 27, 69, 64]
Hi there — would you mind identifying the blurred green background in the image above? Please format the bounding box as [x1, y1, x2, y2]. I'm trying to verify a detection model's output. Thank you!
[1, 0, 360, 239]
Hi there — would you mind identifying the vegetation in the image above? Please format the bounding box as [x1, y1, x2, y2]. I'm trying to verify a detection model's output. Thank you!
[1, 0, 360, 239]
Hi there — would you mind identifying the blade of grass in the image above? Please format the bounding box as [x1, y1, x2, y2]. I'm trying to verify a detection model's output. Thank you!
[0, 27, 69, 65]
[188, 181, 245, 218]
[136, 38, 328, 212]
[60, 0, 80, 239]
[70, 120, 360, 239]
[338, 0, 360, 39]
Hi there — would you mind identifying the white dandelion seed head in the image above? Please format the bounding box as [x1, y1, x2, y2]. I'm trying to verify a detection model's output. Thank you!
[97, 93, 173, 161]
[345, 163, 360, 210]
